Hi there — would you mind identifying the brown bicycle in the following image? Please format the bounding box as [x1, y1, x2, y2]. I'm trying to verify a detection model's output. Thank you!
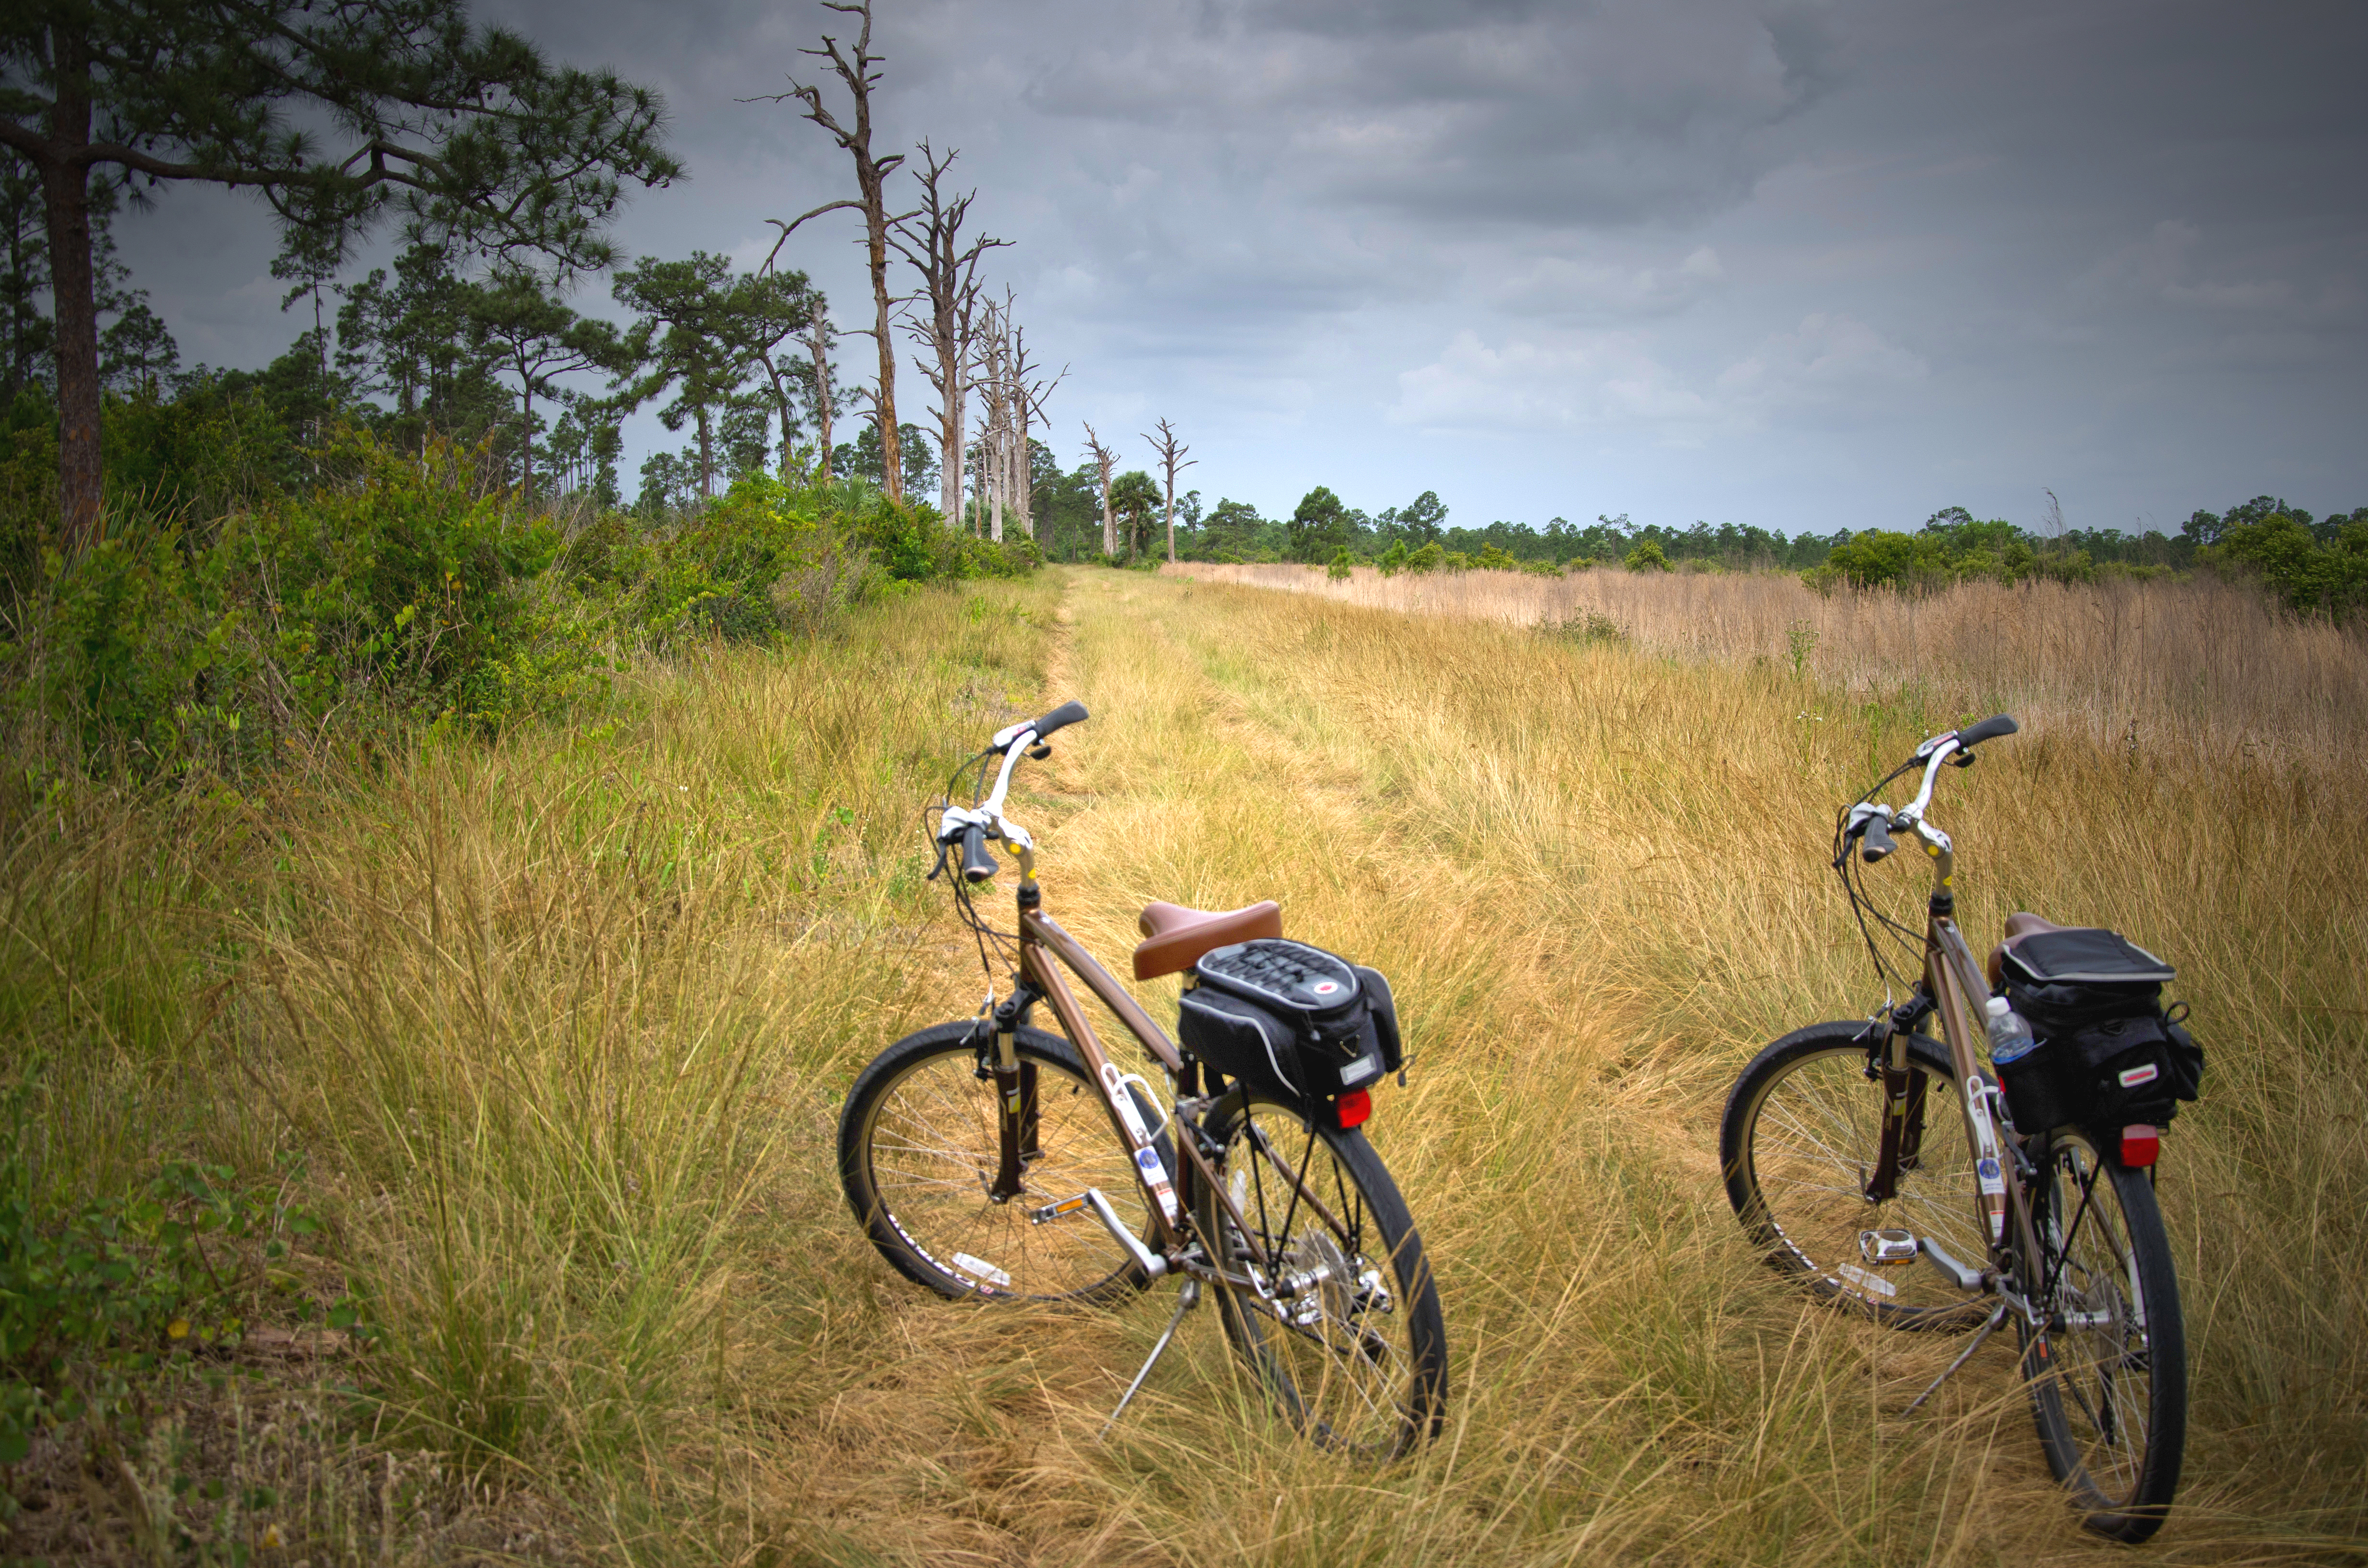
[837, 701, 1449, 1455]
[1720, 714, 2189, 1542]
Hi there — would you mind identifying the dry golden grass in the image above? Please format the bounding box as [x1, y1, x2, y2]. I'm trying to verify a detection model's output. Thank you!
[1173, 561, 2368, 764]
[5, 566, 2363, 1564]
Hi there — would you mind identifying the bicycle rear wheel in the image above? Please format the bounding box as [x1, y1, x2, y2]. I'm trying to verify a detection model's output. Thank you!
[1192, 1088, 1447, 1457]
[1721, 1021, 1991, 1328]
[2020, 1129, 2186, 1542]
[839, 1022, 1163, 1303]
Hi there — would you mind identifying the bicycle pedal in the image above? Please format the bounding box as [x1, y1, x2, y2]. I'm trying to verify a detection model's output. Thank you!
[1859, 1228, 1920, 1266]
[1029, 1193, 1090, 1226]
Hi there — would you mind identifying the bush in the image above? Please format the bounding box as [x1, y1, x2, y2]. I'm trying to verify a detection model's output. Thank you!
[1624, 539, 1672, 573]
[1405, 542, 1445, 575]
[1377, 540, 1409, 577]
[1327, 546, 1355, 580]
[2205, 512, 2368, 619]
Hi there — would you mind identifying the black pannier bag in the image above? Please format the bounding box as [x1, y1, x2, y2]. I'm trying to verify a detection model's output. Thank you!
[1994, 927, 2204, 1135]
[1177, 939, 1403, 1107]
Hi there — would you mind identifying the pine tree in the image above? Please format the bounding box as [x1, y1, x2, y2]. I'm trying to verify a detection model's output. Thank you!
[0, 0, 680, 544]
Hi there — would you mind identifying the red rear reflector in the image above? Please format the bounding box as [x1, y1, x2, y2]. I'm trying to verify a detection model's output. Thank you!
[2121, 1125, 2159, 1167]
[1335, 1089, 1372, 1129]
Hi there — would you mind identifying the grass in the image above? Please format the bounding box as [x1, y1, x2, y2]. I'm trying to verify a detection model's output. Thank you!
[3, 565, 2363, 1563]
[1173, 560, 2368, 765]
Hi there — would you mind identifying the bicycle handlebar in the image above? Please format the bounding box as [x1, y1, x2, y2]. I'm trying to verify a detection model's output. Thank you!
[1860, 815, 1897, 863]
[1955, 713, 2019, 749]
[958, 823, 998, 883]
[1838, 713, 2017, 873]
[1028, 700, 1089, 745]
[937, 699, 1092, 883]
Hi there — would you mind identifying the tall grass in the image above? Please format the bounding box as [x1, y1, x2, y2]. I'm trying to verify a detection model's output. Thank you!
[4, 566, 2360, 1563]
[1174, 561, 2368, 763]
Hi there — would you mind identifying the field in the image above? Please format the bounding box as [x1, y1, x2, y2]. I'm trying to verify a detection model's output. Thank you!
[4, 564, 2364, 1564]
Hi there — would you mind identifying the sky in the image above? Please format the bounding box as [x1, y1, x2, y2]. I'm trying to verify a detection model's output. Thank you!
[114, 0, 2368, 539]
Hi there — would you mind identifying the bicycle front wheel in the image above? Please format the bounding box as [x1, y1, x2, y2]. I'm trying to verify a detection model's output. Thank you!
[1193, 1089, 1448, 1457]
[1721, 1021, 1991, 1328]
[839, 1022, 1163, 1304]
[2020, 1129, 2186, 1542]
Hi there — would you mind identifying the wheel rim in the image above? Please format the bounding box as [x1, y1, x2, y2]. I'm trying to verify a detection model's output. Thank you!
[1205, 1099, 1431, 1455]
[858, 1048, 1149, 1300]
[1738, 1044, 1989, 1322]
[2025, 1134, 2160, 1512]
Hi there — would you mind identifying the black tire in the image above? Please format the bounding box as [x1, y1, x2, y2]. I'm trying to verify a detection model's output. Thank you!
[1192, 1088, 1448, 1457]
[1721, 1021, 1992, 1328]
[2019, 1129, 2186, 1542]
[839, 1022, 1165, 1303]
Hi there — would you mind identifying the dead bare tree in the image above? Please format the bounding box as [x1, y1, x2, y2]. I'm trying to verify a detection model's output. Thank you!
[969, 296, 1011, 539]
[1143, 418, 1197, 565]
[1082, 422, 1118, 558]
[755, 0, 912, 502]
[891, 142, 1006, 527]
[1010, 316, 1064, 543]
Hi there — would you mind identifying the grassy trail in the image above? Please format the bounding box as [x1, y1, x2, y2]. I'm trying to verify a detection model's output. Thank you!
[5, 566, 2362, 1564]
[775, 569, 2364, 1565]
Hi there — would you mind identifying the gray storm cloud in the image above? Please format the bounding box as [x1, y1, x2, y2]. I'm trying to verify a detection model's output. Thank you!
[110, 0, 2368, 533]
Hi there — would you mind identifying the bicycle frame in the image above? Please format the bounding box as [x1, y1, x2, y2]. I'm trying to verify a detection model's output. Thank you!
[1869, 808, 2050, 1306]
[980, 877, 1287, 1284]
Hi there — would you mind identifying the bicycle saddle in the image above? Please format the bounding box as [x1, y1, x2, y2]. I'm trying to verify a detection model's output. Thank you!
[1134, 900, 1283, 981]
[1987, 912, 2072, 987]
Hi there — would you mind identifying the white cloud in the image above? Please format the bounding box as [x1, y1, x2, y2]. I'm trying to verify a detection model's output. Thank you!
[1389, 329, 1714, 431]
[1491, 245, 1726, 320]
[1715, 313, 1927, 417]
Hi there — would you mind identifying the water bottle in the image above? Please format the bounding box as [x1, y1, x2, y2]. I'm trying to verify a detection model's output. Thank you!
[1985, 995, 2037, 1066]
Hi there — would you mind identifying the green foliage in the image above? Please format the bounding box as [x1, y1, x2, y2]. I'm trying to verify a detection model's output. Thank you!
[1405, 541, 1445, 575]
[1542, 610, 1626, 647]
[1624, 539, 1672, 573]
[1108, 469, 1161, 562]
[0, 1068, 339, 1465]
[1377, 539, 1409, 577]
[1287, 485, 1349, 563]
[3, 430, 1043, 780]
[1474, 543, 1517, 571]
[2204, 511, 2368, 619]
[1327, 545, 1355, 580]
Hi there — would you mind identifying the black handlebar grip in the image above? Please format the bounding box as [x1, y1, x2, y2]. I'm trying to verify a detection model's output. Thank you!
[1861, 817, 1897, 864]
[1030, 700, 1088, 743]
[959, 825, 998, 883]
[1955, 713, 2018, 748]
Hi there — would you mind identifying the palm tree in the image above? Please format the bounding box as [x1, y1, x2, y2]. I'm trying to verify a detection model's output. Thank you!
[1109, 469, 1161, 563]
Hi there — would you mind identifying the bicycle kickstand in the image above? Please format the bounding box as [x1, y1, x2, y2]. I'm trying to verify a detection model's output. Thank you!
[1903, 1300, 2011, 1415]
[1101, 1279, 1201, 1438]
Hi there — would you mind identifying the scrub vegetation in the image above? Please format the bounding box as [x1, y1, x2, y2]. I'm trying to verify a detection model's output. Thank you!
[4, 562, 2362, 1564]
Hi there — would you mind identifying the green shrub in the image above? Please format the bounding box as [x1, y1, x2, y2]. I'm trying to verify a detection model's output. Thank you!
[3, 430, 586, 775]
[1623, 539, 1671, 573]
[1378, 540, 1409, 577]
[0, 1068, 336, 1464]
[1405, 542, 1444, 575]
[1327, 546, 1355, 580]
[2205, 512, 2368, 618]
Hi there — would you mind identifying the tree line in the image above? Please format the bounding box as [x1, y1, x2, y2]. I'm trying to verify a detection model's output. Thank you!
[1144, 483, 2368, 618]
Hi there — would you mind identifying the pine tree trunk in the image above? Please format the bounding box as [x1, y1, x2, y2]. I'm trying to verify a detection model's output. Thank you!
[38, 31, 102, 550]
[810, 323, 834, 483]
[859, 166, 900, 503]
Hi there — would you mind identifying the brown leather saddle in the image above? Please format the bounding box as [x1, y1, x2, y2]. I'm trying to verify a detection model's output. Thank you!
[1132, 900, 1283, 981]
